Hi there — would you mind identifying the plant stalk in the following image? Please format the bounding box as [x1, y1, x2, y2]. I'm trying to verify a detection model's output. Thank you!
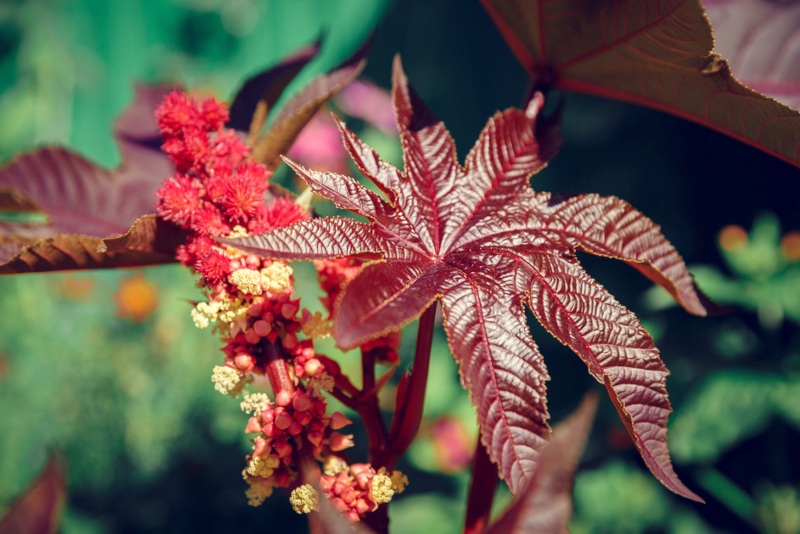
[387, 302, 437, 458]
[463, 435, 498, 534]
[263, 339, 295, 396]
[363, 303, 437, 534]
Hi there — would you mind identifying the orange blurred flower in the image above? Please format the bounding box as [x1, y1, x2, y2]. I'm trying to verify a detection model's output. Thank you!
[114, 273, 159, 322]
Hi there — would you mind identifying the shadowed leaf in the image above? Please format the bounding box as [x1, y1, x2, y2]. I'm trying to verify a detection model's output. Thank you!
[0, 186, 40, 213]
[0, 456, 65, 534]
[250, 49, 367, 169]
[482, 0, 800, 168]
[229, 57, 704, 499]
[487, 393, 598, 534]
[227, 40, 321, 132]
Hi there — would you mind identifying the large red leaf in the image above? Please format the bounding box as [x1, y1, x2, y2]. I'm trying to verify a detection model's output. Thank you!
[481, 0, 800, 168]
[704, 0, 800, 111]
[487, 393, 598, 534]
[228, 56, 706, 499]
[0, 85, 179, 273]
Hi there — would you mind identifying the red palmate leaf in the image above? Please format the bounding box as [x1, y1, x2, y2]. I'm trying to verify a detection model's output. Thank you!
[704, 0, 800, 111]
[487, 393, 598, 534]
[481, 0, 800, 168]
[227, 57, 707, 499]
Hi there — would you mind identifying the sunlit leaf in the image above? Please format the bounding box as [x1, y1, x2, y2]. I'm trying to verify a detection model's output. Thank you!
[228, 57, 706, 499]
[482, 0, 800, 168]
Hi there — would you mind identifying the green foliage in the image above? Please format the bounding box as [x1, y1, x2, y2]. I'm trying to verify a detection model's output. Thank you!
[0, 268, 221, 505]
[0, 0, 390, 165]
[670, 371, 783, 464]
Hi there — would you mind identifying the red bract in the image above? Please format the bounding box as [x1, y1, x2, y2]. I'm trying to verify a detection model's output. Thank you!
[227, 57, 709, 500]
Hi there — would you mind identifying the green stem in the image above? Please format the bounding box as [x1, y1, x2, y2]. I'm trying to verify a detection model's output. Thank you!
[464, 436, 497, 534]
[695, 467, 758, 528]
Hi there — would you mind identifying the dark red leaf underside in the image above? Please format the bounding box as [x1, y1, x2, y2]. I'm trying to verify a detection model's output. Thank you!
[228, 56, 706, 499]
[488, 393, 598, 534]
[250, 52, 366, 169]
[0, 456, 65, 534]
[704, 0, 800, 111]
[482, 0, 800, 168]
[226, 40, 321, 132]
[0, 85, 178, 274]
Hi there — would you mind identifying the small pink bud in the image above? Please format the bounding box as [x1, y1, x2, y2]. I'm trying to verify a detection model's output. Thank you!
[244, 416, 262, 434]
[261, 422, 275, 437]
[275, 391, 292, 407]
[329, 433, 355, 452]
[330, 412, 352, 430]
[233, 354, 254, 372]
[275, 412, 293, 430]
[292, 393, 312, 412]
[288, 421, 303, 435]
[244, 329, 260, 344]
[247, 301, 264, 317]
[332, 497, 349, 514]
[333, 480, 347, 495]
[356, 498, 372, 515]
[281, 303, 299, 319]
[295, 411, 312, 426]
[253, 436, 270, 457]
[273, 440, 292, 458]
[260, 409, 274, 424]
[304, 358, 323, 377]
[340, 487, 356, 505]
[307, 431, 323, 447]
[253, 320, 271, 336]
[245, 255, 261, 269]
[282, 333, 298, 350]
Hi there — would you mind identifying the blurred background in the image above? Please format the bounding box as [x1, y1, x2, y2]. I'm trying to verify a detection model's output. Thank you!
[1, 0, 799, 532]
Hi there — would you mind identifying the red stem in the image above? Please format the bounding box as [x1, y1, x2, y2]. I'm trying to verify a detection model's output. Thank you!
[463, 436, 498, 534]
[387, 302, 437, 458]
[359, 348, 389, 464]
[263, 340, 295, 396]
[362, 304, 437, 534]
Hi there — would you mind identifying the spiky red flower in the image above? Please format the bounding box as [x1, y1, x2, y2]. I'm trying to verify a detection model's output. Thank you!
[250, 197, 309, 234]
[155, 175, 204, 226]
[221, 163, 269, 224]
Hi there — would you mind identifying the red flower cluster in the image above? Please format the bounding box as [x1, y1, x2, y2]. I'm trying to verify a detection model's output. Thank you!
[154, 92, 404, 521]
[155, 91, 307, 286]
